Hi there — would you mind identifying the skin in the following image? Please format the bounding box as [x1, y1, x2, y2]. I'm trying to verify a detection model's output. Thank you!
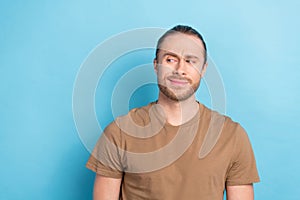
[226, 184, 254, 200]
[93, 32, 254, 200]
[93, 175, 121, 200]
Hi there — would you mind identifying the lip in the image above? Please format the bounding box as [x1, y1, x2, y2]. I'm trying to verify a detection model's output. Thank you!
[167, 78, 189, 85]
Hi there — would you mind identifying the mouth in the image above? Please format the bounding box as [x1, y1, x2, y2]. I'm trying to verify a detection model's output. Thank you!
[167, 77, 189, 86]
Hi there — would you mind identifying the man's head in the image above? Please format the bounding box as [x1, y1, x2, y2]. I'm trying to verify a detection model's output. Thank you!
[154, 25, 208, 101]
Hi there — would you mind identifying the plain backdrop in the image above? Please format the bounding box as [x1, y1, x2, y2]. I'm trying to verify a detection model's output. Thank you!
[1, 0, 300, 199]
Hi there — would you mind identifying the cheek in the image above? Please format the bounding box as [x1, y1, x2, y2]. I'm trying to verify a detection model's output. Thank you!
[187, 67, 201, 77]
[157, 67, 166, 81]
[158, 65, 172, 76]
[194, 74, 201, 82]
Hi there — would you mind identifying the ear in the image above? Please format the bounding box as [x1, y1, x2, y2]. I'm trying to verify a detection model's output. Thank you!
[153, 58, 158, 74]
[200, 62, 208, 78]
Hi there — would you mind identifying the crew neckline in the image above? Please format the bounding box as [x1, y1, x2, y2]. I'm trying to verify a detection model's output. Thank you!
[150, 101, 202, 128]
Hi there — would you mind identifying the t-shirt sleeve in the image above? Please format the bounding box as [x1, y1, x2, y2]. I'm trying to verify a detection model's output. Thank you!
[226, 125, 260, 186]
[86, 122, 124, 179]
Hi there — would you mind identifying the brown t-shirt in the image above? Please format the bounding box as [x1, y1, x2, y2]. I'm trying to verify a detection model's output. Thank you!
[86, 102, 260, 200]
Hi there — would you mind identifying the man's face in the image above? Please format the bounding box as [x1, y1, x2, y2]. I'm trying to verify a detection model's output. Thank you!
[154, 32, 207, 101]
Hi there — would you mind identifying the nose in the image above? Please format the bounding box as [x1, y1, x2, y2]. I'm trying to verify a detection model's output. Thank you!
[174, 59, 187, 76]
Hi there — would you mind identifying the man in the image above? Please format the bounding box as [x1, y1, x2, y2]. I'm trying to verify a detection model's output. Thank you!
[86, 25, 260, 200]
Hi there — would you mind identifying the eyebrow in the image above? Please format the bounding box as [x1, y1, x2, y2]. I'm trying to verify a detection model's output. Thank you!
[184, 55, 200, 60]
[162, 51, 180, 59]
[161, 51, 199, 60]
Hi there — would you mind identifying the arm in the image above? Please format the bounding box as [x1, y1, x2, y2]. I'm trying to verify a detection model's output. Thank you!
[226, 184, 254, 200]
[93, 174, 122, 200]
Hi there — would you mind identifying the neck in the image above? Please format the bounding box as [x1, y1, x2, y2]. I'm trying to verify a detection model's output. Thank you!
[157, 92, 199, 126]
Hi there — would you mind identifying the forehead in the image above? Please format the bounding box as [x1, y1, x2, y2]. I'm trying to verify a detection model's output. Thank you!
[158, 32, 205, 58]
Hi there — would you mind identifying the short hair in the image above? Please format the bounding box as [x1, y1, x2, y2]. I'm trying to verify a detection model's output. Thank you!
[155, 25, 207, 63]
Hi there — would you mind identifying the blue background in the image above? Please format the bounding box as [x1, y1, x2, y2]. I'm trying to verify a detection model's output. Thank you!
[1, 0, 300, 199]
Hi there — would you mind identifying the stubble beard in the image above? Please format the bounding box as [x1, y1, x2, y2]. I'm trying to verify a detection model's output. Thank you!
[158, 77, 200, 101]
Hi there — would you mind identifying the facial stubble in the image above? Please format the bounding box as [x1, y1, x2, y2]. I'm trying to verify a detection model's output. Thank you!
[158, 76, 200, 101]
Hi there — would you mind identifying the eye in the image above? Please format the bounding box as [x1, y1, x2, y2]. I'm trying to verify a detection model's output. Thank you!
[185, 59, 196, 64]
[166, 57, 178, 63]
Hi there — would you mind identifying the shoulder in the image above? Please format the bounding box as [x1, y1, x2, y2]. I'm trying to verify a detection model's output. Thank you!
[198, 104, 254, 161]
[103, 102, 155, 138]
[200, 103, 247, 140]
[198, 104, 242, 158]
